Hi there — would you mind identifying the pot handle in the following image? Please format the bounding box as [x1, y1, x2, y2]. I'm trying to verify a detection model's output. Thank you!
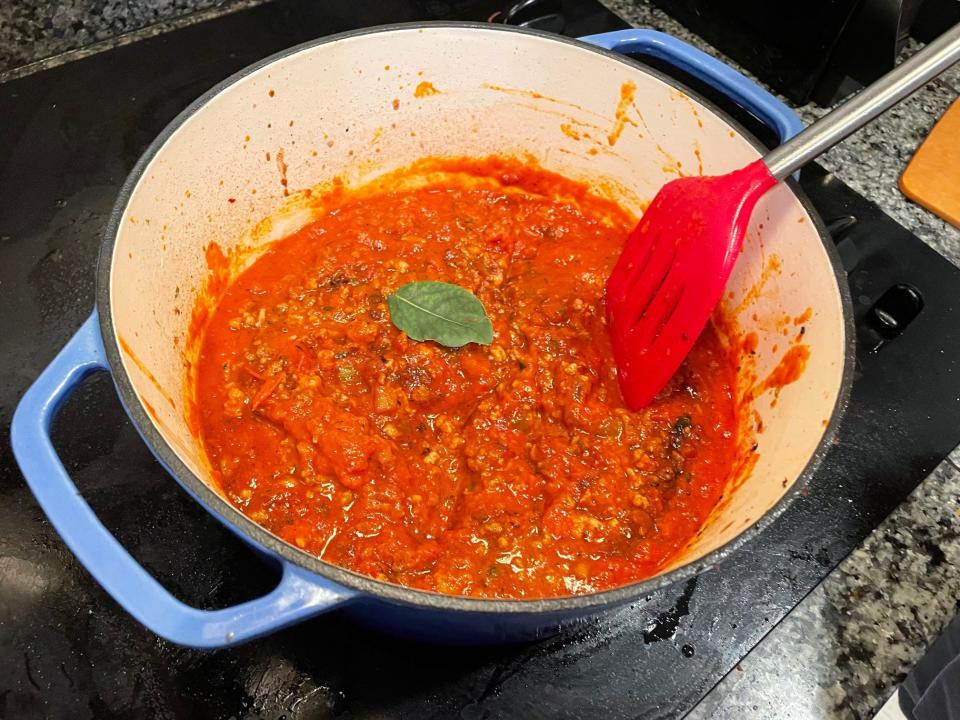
[579, 29, 804, 144]
[11, 312, 356, 648]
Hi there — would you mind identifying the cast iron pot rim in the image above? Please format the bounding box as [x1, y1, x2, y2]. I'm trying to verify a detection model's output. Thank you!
[96, 21, 856, 615]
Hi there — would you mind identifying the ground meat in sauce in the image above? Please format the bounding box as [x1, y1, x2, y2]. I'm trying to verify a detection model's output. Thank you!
[193, 160, 739, 599]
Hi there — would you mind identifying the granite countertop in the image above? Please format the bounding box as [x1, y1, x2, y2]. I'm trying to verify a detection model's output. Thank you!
[0, 0, 261, 76]
[2, 1, 960, 718]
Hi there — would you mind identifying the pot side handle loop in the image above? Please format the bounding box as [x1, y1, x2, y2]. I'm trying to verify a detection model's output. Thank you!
[11, 311, 355, 648]
[579, 29, 805, 145]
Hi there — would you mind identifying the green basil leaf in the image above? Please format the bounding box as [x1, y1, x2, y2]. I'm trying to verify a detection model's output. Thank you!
[387, 281, 493, 348]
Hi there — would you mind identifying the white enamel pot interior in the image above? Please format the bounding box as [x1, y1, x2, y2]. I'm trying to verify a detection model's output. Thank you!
[98, 23, 853, 613]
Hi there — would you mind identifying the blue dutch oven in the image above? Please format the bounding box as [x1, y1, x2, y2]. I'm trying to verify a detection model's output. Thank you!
[11, 24, 853, 648]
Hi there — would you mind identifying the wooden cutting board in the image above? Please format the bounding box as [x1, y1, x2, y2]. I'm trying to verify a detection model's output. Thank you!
[900, 97, 960, 228]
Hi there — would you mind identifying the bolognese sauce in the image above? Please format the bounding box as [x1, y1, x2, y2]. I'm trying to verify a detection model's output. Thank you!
[192, 158, 739, 599]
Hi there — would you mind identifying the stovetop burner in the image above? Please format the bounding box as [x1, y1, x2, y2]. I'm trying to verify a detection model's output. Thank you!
[2, 1, 959, 718]
[493, 0, 567, 33]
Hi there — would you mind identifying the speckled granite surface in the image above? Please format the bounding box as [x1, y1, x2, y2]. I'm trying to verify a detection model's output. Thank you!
[2, 1, 959, 718]
[794, 44, 960, 268]
[0, 0, 261, 75]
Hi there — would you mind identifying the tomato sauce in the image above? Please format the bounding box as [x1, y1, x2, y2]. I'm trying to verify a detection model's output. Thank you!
[193, 158, 739, 599]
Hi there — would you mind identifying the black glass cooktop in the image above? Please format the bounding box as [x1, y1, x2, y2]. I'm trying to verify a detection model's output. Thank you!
[2, 1, 959, 718]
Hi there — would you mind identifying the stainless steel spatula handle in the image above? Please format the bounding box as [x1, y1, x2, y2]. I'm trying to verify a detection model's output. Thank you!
[764, 22, 960, 181]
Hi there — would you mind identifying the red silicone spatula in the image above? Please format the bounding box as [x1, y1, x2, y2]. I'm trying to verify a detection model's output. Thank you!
[606, 23, 960, 410]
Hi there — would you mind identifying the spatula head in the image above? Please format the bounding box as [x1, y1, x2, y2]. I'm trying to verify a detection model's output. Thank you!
[605, 159, 776, 410]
